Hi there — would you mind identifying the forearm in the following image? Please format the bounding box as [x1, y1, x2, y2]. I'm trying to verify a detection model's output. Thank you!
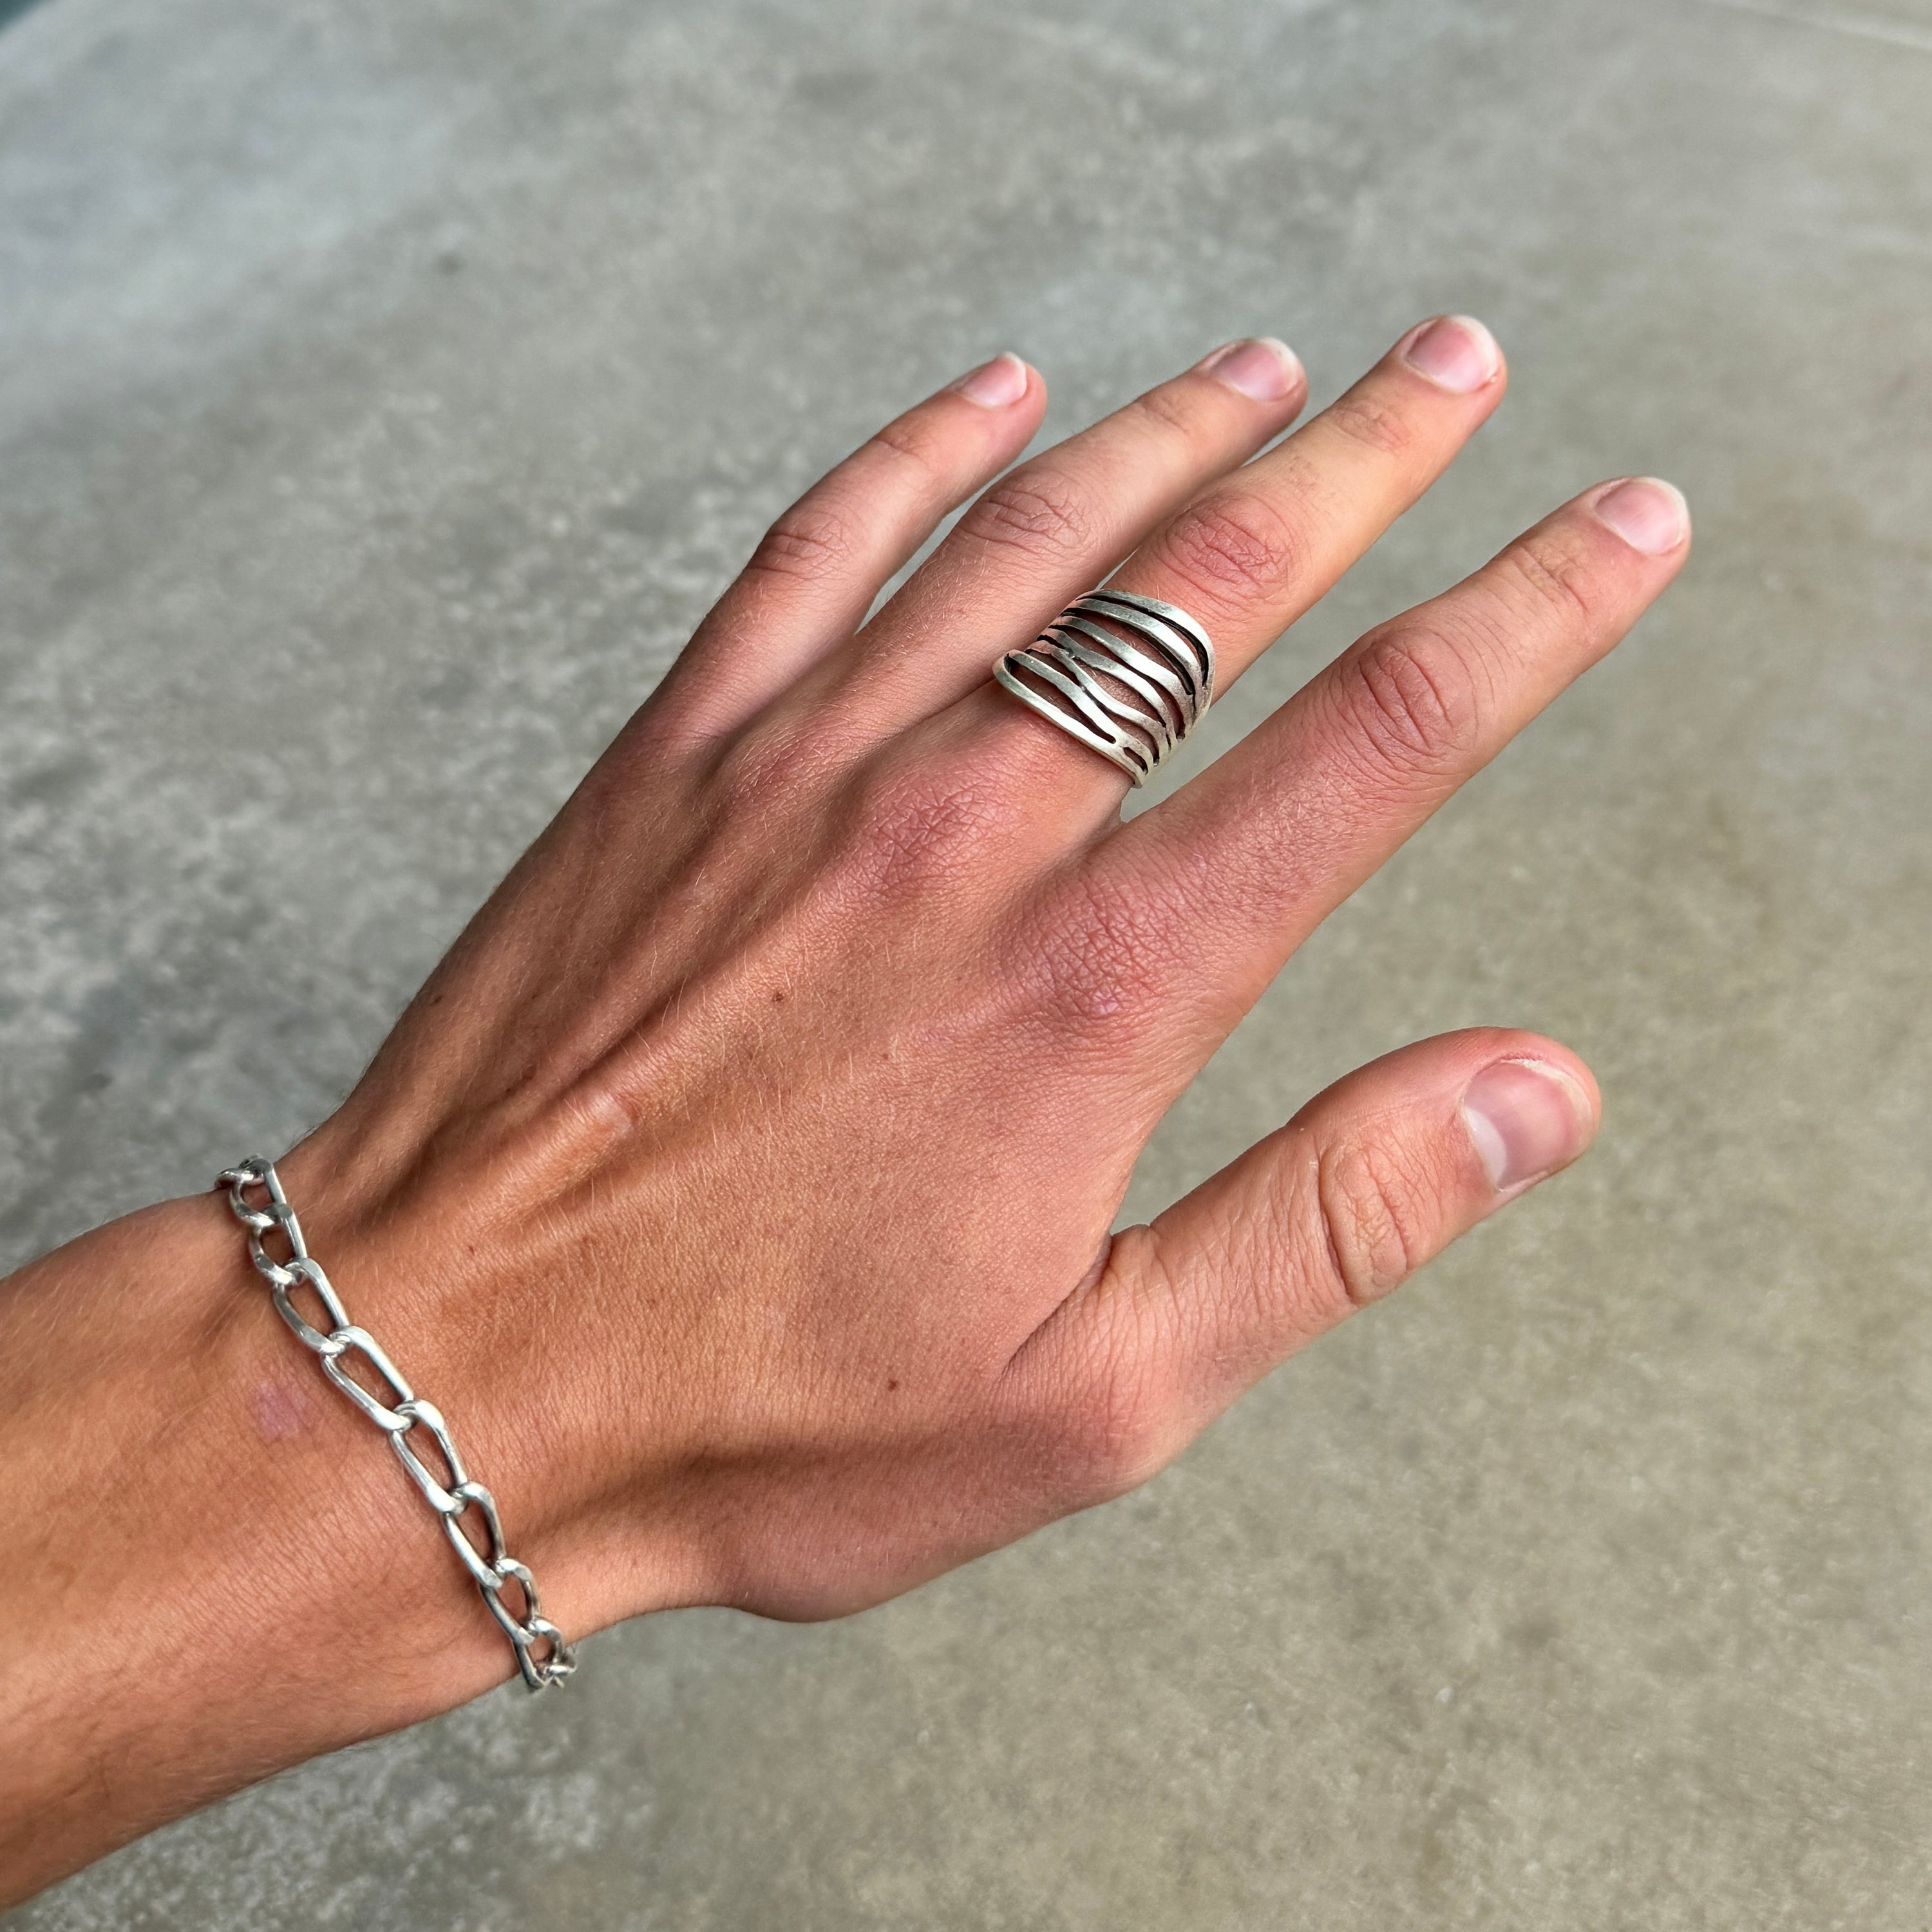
[0, 1192, 515, 1906]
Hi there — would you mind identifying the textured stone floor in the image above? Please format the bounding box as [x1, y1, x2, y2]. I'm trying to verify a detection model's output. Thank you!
[4, 0, 1929, 1925]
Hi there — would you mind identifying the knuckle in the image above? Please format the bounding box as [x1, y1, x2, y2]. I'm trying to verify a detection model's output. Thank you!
[1021, 868, 1182, 1042]
[956, 469, 1097, 566]
[867, 411, 952, 480]
[862, 413, 966, 498]
[1155, 491, 1303, 609]
[1321, 386, 1417, 460]
[707, 715, 831, 817]
[1127, 380, 1204, 442]
[743, 499, 867, 591]
[1314, 1137, 1431, 1311]
[834, 752, 1016, 904]
[1502, 529, 1600, 630]
[1332, 627, 1484, 789]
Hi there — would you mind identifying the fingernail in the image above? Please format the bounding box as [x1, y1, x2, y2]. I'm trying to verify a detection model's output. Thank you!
[1195, 336, 1304, 402]
[1461, 1059, 1595, 1192]
[1590, 477, 1690, 556]
[949, 352, 1030, 408]
[1399, 315, 1502, 394]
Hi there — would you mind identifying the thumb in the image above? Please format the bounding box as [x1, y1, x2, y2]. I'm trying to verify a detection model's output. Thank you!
[1010, 1029, 1599, 1495]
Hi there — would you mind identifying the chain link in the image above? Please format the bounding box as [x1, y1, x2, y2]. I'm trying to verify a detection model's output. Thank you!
[218, 1157, 576, 1692]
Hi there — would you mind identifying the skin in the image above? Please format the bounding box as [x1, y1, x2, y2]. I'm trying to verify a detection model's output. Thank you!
[0, 317, 1689, 1906]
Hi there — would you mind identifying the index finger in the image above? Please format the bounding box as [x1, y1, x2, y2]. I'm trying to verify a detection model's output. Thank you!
[1089, 476, 1693, 1048]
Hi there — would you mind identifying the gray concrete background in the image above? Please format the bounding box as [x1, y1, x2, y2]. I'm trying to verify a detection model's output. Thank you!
[3, 0, 1929, 1924]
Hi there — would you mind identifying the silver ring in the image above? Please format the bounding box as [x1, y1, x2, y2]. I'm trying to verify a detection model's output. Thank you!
[992, 590, 1215, 787]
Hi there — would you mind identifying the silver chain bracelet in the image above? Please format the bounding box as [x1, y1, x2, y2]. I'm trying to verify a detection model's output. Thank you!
[218, 1157, 577, 1692]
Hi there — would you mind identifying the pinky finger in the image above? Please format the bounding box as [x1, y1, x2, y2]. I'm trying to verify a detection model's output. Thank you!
[654, 354, 1046, 742]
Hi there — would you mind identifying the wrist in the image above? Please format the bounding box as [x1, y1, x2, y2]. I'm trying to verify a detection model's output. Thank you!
[0, 1188, 540, 1902]
[274, 1117, 694, 1634]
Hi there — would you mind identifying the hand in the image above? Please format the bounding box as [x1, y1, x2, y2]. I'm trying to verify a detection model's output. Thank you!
[0, 317, 1689, 1900]
[288, 316, 1685, 1626]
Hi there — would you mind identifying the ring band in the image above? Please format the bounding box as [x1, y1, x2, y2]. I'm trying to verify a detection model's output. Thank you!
[992, 590, 1215, 787]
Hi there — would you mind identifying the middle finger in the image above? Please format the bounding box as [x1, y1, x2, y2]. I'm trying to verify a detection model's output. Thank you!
[924, 315, 1509, 819]
[1103, 314, 1508, 692]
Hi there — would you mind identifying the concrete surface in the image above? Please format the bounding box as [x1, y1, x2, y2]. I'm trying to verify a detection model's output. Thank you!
[3, 0, 1929, 1924]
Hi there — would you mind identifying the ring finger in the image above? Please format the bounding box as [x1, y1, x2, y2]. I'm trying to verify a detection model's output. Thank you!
[930, 315, 1510, 819]
[807, 335, 1313, 739]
